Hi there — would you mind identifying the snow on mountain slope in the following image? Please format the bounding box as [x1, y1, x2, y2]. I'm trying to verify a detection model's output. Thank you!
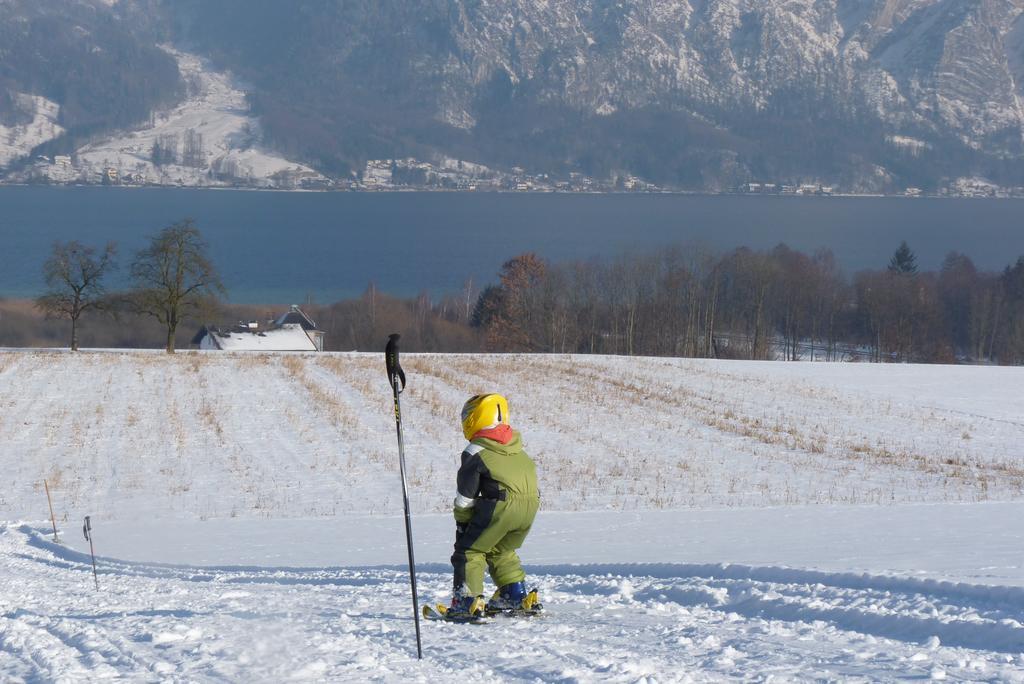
[0, 94, 63, 168]
[46, 49, 323, 188]
[5, 0, 1024, 189]
[324, 0, 1024, 155]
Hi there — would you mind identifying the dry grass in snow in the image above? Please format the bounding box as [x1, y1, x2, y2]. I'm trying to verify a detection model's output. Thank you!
[1, 350, 1022, 524]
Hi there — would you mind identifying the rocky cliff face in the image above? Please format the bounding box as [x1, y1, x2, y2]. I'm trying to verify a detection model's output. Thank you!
[423, 0, 1024, 155]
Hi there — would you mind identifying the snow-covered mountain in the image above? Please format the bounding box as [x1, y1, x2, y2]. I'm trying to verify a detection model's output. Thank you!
[406, 0, 1024, 144]
[142, 0, 1024, 190]
[2, 0, 1024, 190]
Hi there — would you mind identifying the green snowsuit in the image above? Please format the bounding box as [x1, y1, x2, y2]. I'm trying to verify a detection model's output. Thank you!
[451, 430, 539, 597]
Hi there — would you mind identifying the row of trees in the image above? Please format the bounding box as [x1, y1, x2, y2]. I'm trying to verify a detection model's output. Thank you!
[469, 244, 1024, 364]
[151, 130, 206, 168]
[36, 220, 223, 353]
[34, 228, 1024, 364]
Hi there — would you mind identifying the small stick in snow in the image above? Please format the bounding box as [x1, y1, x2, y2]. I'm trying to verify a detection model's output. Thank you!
[44, 480, 59, 543]
[83, 516, 99, 591]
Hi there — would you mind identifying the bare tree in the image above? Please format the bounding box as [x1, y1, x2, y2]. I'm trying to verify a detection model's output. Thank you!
[182, 128, 205, 168]
[718, 248, 776, 360]
[130, 219, 224, 353]
[35, 241, 117, 351]
[808, 249, 845, 361]
[460, 278, 477, 325]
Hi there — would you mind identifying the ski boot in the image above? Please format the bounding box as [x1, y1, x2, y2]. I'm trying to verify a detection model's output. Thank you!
[446, 592, 487, 621]
[486, 581, 543, 616]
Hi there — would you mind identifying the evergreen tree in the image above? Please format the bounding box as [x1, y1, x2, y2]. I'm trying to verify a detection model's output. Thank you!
[470, 285, 504, 329]
[888, 241, 918, 274]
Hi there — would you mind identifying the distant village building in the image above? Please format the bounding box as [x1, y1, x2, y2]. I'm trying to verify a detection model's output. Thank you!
[363, 160, 393, 186]
[192, 305, 325, 351]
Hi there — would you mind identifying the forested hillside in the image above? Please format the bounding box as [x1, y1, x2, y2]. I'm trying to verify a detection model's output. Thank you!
[0, 0, 181, 159]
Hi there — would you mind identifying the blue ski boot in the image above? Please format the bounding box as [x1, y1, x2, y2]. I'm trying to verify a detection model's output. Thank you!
[486, 581, 542, 614]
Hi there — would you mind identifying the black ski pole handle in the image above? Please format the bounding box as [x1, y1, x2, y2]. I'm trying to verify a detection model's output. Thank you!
[83, 516, 91, 542]
[385, 333, 406, 393]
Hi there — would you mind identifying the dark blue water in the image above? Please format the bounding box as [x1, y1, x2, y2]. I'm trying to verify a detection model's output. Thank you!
[1, 186, 1021, 303]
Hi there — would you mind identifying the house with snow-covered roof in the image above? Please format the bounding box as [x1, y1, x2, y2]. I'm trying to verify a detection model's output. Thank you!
[192, 305, 325, 351]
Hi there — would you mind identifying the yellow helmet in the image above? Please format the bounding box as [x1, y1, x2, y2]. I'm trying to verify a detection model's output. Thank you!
[461, 394, 509, 440]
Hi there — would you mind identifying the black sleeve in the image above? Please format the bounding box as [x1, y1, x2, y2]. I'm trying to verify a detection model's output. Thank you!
[456, 450, 486, 499]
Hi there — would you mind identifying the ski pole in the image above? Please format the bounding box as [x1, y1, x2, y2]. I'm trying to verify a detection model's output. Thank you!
[385, 333, 423, 660]
[44, 480, 59, 543]
[83, 516, 99, 591]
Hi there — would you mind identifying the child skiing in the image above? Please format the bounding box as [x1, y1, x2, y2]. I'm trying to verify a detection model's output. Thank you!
[447, 393, 541, 619]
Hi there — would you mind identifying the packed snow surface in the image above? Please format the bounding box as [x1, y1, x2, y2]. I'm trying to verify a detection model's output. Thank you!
[1, 350, 1023, 681]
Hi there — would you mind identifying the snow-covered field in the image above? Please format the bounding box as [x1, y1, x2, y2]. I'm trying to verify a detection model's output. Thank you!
[1, 350, 1023, 681]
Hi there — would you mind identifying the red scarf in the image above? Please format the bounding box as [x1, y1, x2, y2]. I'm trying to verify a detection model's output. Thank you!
[472, 424, 514, 444]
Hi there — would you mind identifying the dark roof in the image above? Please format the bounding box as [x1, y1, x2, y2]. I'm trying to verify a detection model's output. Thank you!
[190, 325, 211, 346]
[275, 305, 317, 330]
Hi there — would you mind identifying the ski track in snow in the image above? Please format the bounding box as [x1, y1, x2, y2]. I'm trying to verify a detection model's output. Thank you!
[2, 524, 1023, 682]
